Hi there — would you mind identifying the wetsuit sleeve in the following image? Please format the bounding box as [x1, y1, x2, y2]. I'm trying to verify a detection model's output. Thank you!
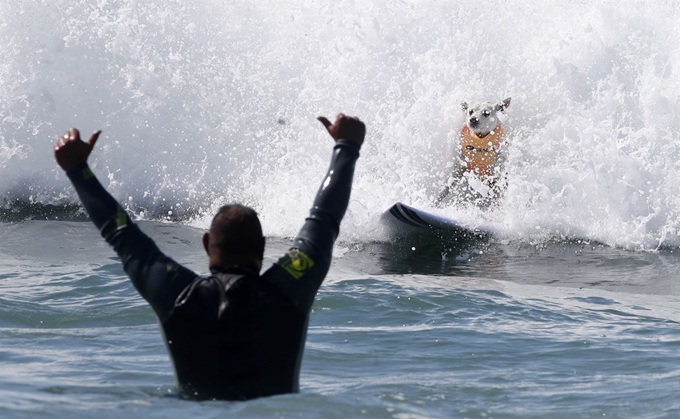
[66, 164, 196, 322]
[264, 140, 360, 311]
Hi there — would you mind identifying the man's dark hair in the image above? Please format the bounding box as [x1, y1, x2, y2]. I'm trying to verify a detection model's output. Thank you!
[209, 204, 264, 259]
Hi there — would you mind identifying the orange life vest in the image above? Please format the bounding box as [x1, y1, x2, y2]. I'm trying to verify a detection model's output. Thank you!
[460, 125, 504, 177]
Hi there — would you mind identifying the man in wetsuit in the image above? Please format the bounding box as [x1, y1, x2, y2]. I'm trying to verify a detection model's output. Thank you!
[53, 114, 365, 401]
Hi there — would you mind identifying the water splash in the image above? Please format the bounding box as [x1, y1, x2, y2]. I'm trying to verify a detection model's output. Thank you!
[0, 0, 679, 248]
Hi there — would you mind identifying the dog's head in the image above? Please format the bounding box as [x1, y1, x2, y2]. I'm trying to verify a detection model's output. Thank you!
[461, 97, 511, 138]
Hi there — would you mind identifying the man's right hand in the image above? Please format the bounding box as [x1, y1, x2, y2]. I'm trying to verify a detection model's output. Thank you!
[54, 128, 102, 172]
[317, 114, 365, 148]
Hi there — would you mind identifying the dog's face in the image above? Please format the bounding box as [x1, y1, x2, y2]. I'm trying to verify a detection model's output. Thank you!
[461, 97, 511, 138]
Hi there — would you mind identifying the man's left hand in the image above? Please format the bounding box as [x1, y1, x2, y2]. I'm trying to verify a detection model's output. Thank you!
[54, 128, 101, 172]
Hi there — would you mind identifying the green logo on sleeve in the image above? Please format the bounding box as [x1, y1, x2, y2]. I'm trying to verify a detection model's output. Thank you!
[115, 206, 128, 228]
[277, 248, 315, 279]
[82, 168, 94, 180]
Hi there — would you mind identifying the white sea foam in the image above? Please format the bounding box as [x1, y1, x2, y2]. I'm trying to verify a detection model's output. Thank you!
[0, 0, 679, 248]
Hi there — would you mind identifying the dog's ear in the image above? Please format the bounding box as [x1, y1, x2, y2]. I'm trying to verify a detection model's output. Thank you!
[461, 102, 468, 112]
[495, 97, 511, 112]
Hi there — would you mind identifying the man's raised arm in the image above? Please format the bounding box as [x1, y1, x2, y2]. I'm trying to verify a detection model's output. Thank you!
[265, 114, 365, 310]
[54, 129, 195, 321]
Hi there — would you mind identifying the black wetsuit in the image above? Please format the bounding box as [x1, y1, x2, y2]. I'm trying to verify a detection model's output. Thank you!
[67, 141, 360, 401]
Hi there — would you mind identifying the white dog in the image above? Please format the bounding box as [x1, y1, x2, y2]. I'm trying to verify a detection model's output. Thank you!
[436, 97, 511, 207]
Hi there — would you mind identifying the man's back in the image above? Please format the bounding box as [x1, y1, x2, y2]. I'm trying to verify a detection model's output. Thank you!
[163, 270, 307, 400]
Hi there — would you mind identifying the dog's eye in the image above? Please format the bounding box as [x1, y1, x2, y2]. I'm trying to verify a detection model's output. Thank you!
[469, 110, 474, 115]
[482, 111, 490, 117]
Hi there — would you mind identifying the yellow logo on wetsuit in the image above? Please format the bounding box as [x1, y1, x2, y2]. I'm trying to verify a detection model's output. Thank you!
[277, 248, 315, 279]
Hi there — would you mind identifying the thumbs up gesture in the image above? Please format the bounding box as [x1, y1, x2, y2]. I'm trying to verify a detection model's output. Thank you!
[54, 128, 102, 172]
[317, 114, 365, 148]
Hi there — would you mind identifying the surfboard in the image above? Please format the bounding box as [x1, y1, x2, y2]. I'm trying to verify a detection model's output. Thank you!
[381, 202, 495, 239]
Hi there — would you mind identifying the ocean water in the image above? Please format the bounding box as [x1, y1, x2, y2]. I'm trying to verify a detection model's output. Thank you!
[1, 0, 680, 418]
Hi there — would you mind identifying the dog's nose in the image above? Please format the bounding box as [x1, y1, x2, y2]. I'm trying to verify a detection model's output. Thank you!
[469, 117, 479, 127]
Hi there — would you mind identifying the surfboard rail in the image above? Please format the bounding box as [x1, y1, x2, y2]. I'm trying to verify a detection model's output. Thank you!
[381, 202, 494, 238]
